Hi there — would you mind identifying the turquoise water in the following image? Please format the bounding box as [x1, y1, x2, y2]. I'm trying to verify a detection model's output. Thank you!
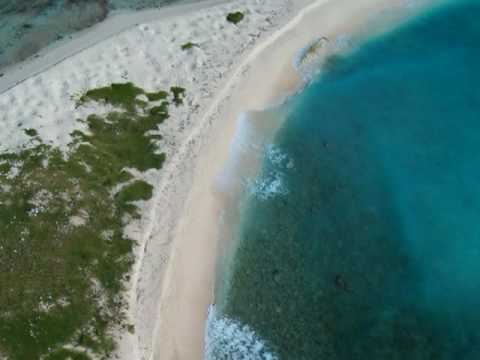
[208, 0, 480, 359]
[0, 0, 200, 70]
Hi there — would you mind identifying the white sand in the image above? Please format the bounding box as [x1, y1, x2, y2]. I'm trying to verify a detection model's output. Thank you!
[0, 0, 442, 358]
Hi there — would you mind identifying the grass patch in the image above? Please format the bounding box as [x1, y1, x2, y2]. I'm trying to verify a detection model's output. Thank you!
[24, 128, 38, 137]
[115, 180, 154, 218]
[181, 42, 199, 51]
[170, 86, 186, 106]
[126, 324, 135, 334]
[146, 90, 169, 102]
[44, 349, 90, 360]
[78, 83, 145, 112]
[226, 11, 245, 25]
[0, 82, 184, 359]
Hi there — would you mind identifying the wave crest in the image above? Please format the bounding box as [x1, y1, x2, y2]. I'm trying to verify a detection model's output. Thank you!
[204, 305, 279, 360]
[245, 144, 293, 201]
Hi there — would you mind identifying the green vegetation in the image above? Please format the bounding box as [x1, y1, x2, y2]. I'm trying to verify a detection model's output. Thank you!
[79, 82, 145, 112]
[44, 349, 91, 360]
[170, 86, 186, 106]
[146, 90, 168, 102]
[0, 82, 185, 359]
[115, 180, 154, 219]
[126, 324, 135, 334]
[24, 128, 38, 137]
[226, 11, 245, 25]
[79, 83, 181, 109]
[181, 42, 199, 51]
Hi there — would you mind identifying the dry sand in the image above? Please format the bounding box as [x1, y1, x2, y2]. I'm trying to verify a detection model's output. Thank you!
[0, 0, 442, 358]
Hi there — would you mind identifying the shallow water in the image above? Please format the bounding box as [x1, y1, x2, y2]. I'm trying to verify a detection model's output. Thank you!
[209, 0, 480, 358]
[0, 0, 201, 70]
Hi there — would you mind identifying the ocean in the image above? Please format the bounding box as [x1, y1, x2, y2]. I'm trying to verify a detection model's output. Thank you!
[0, 0, 201, 70]
[207, 0, 480, 359]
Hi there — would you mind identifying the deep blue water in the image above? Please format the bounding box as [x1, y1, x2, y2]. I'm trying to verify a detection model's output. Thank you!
[0, 0, 200, 70]
[210, 1, 480, 359]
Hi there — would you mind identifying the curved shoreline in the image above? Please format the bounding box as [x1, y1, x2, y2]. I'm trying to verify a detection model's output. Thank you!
[0, 0, 444, 358]
[144, 0, 443, 359]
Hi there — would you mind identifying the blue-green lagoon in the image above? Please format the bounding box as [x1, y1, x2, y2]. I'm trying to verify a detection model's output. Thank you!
[207, 1, 480, 358]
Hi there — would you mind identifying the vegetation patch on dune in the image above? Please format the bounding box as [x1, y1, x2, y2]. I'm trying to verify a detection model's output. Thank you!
[181, 42, 199, 51]
[0, 82, 185, 359]
[226, 11, 245, 25]
[170, 86, 186, 106]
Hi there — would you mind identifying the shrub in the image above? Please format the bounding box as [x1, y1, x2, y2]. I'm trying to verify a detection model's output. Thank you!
[181, 42, 199, 51]
[226, 11, 245, 25]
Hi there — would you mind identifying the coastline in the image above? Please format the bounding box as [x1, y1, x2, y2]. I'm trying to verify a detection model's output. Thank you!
[0, 0, 445, 358]
[207, 1, 479, 358]
[147, 0, 443, 359]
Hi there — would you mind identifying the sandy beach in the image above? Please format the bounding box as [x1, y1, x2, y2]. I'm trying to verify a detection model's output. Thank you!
[0, 0, 440, 358]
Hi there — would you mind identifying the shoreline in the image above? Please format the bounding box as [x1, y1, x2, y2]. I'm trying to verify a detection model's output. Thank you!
[0, 0, 446, 358]
[147, 0, 443, 359]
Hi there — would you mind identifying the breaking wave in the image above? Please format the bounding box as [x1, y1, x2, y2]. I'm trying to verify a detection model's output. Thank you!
[215, 112, 264, 194]
[204, 305, 279, 360]
[245, 144, 293, 201]
[216, 112, 292, 202]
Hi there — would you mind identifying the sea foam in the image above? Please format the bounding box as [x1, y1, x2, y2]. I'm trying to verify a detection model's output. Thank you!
[215, 112, 265, 195]
[245, 144, 293, 201]
[204, 305, 278, 360]
[216, 112, 291, 202]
